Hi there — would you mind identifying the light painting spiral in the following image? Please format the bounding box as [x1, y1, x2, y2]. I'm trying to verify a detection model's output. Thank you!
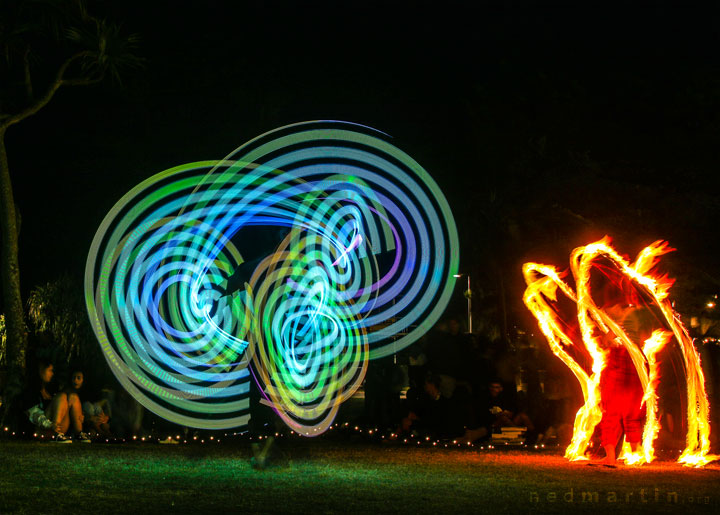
[85, 121, 459, 433]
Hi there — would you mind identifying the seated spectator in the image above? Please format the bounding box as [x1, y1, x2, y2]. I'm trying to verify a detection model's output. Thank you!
[399, 372, 473, 440]
[83, 397, 112, 437]
[23, 360, 90, 442]
[105, 386, 145, 438]
[536, 375, 574, 445]
[482, 379, 534, 433]
[64, 367, 111, 437]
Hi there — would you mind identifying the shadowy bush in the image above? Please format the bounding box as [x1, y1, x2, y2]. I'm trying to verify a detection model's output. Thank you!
[26, 274, 108, 386]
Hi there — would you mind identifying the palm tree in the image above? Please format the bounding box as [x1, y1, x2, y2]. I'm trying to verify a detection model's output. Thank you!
[0, 0, 143, 419]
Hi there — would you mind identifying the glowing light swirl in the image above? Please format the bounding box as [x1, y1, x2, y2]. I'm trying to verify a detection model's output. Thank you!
[523, 237, 718, 467]
[85, 121, 459, 433]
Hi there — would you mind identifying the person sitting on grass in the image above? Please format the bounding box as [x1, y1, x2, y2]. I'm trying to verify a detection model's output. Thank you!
[484, 379, 534, 433]
[23, 359, 90, 442]
[61, 368, 94, 442]
[400, 372, 472, 441]
[105, 386, 145, 438]
[83, 396, 112, 438]
[63, 367, 111, 439]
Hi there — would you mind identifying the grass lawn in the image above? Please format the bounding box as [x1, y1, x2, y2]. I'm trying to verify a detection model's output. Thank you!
[1, 438, 718, 514]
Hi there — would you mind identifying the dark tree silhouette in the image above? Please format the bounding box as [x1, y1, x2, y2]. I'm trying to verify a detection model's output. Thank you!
[0, 0, 142, 421]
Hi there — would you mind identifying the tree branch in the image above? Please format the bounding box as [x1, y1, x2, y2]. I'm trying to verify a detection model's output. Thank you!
[62, 74, 104, 87]
[0, 51, 92, 131]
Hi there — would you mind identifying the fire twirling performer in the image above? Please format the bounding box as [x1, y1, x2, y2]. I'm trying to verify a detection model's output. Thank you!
[598, 280, 652, 465]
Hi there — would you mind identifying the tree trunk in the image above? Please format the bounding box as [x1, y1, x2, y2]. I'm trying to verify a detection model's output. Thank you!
[0, 127, 28, 417]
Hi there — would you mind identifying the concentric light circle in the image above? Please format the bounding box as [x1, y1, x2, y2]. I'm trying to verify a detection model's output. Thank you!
[85, 121, 459, 433]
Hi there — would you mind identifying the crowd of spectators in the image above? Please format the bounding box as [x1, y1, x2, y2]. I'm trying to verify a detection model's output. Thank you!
[21, 358, 144, 442]
[364, 317, 580, 445]
[19, 318, 577, 446]
[17, 313, 698, 450]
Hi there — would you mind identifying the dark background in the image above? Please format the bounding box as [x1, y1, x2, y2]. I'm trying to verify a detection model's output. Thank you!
[5, 1, 720, 332]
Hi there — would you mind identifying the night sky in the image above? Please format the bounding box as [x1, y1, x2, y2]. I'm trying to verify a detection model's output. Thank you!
[5, 2, 720, 325]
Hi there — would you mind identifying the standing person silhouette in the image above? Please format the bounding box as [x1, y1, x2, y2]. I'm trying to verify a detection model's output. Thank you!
[597, 279, 652, 465]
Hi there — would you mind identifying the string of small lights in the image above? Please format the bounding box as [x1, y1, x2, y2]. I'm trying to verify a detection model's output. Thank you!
[4, 423, 697, 462]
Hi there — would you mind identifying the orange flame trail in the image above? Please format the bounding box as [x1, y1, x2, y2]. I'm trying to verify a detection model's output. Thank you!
[522, 238, 718, 467]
